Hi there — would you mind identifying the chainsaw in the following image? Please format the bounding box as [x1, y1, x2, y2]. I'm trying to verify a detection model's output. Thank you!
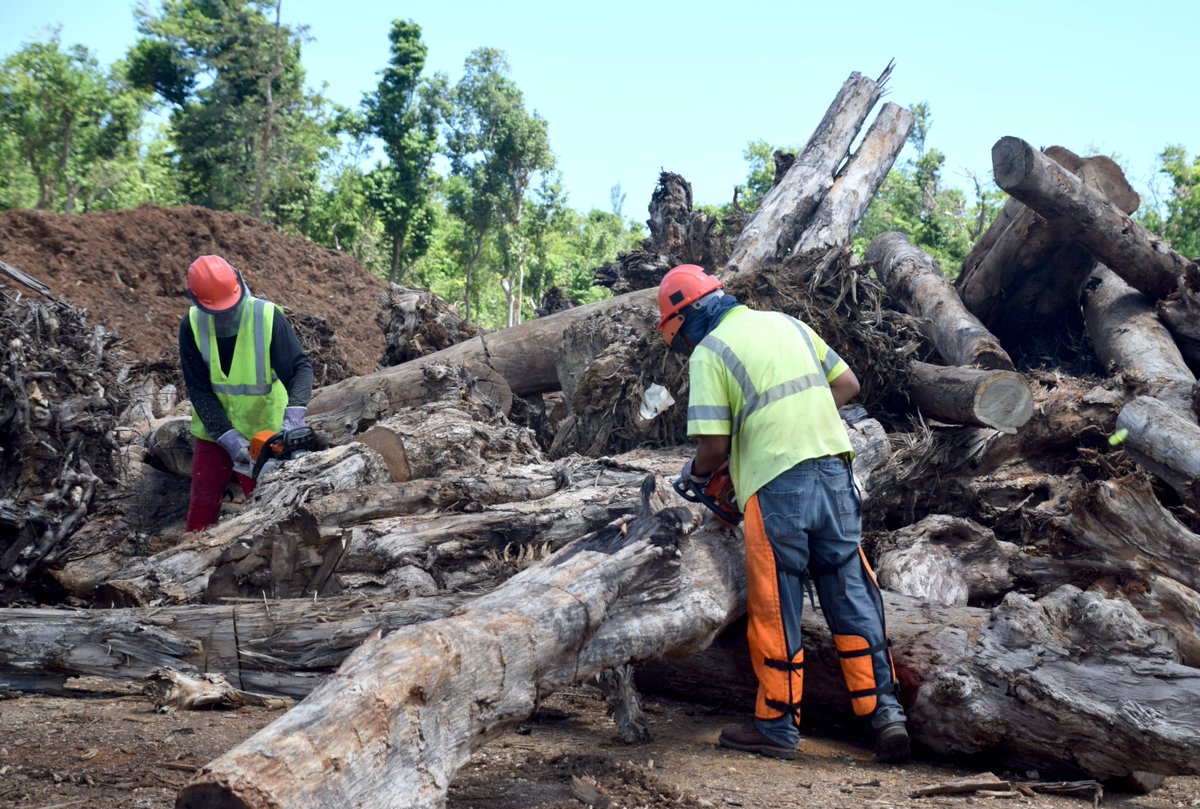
[673, 460, 742, 526]
[247, 426, 322, 480]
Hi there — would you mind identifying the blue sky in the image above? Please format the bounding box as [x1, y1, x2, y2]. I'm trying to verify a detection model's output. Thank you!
[3, 0, 1198, 217]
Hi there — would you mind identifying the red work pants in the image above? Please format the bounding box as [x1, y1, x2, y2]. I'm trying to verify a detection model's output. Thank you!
[186, 437, 256, 532]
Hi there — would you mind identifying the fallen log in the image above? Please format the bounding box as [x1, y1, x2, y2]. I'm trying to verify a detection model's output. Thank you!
[1115, 396, 1200, 510]
[866, 232, 1013, 370]
[93, 443, 392, 606]
[792, 102, 915, 253]
[1081, 265, 1195, 412]
[726, 65, 892, 274]
[870, 514, 1016, 606]
[955, 147, 1135, 342]
[1048, 477, 1200, 595]
[307, 288, 656, 439]
[992, 136, 1195, 301]
[907, 361, 1033, 433]
[176, 493, 738, 809]
[0, 594, 472, 696]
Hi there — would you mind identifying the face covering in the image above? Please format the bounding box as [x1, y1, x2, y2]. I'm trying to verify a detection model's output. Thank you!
[212, 295, 246, 338]
[672, 291, 740, 354]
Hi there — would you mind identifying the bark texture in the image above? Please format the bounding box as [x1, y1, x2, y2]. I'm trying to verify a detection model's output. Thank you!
[867, 231, 1013, 370]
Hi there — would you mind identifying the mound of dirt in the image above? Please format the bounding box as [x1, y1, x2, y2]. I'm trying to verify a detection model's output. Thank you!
[0, 206, 387, 376]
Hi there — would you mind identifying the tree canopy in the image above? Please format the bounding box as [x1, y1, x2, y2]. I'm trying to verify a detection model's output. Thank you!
[0, 12, 1195, 328]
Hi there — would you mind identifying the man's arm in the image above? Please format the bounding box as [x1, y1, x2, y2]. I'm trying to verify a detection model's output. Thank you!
[829, 367, 861, 408]
[270, 308, 314, 406]
[693, 434, 731, 477]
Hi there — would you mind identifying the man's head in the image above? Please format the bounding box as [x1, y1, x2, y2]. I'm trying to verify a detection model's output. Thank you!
[656, 264, 724, 353]
[188, 255, 248, 336]
[187, 255, 245, 314]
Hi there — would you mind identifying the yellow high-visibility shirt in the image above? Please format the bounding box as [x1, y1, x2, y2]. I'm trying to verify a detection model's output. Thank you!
[686, 306, 853, 502]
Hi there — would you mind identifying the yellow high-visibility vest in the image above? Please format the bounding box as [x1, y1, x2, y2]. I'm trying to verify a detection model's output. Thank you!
[188, 296, 287, 442]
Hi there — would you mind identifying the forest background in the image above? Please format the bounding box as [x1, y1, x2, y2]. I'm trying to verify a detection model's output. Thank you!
[2, 0, 1198, 329]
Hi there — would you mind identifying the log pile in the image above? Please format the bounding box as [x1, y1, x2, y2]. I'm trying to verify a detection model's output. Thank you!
[2, 66, 1200, 809]
[0, 263, 130, 601]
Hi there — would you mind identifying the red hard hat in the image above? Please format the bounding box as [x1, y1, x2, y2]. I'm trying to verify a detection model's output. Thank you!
[656, 264, 723, 330]
[187, 255, 244, 312]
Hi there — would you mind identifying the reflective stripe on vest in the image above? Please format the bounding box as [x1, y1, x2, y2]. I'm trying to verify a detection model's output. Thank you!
[695, 315, 831, 437]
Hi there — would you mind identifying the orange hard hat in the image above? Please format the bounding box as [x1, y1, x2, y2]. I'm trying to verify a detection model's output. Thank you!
[656, 264, 723, 345]
[187, 255, 244, 312]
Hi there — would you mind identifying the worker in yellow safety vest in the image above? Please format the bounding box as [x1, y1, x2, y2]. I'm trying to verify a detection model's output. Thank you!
[179, 255, 312, 531]
[656, 263, 909, 763]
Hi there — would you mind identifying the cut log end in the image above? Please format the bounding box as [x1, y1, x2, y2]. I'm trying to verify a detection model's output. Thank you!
[975, 373, 1034, 433]
[992, 136, 1034, 191]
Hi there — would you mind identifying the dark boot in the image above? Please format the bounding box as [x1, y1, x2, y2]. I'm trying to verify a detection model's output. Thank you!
[874, 722, 910, 763]
[718, 722, 799, 761]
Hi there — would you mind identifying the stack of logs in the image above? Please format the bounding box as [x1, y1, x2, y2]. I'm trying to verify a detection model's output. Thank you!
[1, 64, 1199, 809]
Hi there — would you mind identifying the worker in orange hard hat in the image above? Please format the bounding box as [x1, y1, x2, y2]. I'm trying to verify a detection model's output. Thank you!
[657, 263, 909, 764]
[179, 255, 313, 531]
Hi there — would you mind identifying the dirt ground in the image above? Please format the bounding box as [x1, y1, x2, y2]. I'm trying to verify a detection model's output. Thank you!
[0, 205, 387, 375]
[2, 681, 1198, 809]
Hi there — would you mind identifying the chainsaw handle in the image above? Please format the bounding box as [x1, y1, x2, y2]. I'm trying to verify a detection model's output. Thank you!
[672, 476, 704, 503]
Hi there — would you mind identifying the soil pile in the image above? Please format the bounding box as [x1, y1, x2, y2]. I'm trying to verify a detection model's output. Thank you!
[0, 205, 387, 376]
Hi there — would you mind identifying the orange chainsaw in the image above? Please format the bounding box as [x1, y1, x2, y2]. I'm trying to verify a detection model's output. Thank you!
[248, 426, 321, 480]
[673, 460, 742, 526]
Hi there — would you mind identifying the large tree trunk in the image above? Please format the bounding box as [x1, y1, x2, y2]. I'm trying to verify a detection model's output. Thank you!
[1116, 396, 1200, 509]
[866, 231, 1013, 369]
[907, 361, 1033, 433]
[307, 288, 657, 439]
[992, 136, 1194, 301]
[0, 594, 471, 696]
[725, 65, 892, 274]
[955, 147, 1137, 342]
[176, 497, 739, 809]
[791, 102, 915, 253]
[1081, 264, 1196, 412]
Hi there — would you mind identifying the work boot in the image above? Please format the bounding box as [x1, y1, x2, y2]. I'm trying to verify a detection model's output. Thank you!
[874, 722, 911, 763]
[718, 722, 799, 760]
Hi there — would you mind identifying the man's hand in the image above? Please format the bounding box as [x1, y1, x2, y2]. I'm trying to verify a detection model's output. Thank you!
[681, 458, 713, 486]
[283, 406, 307, 430]
[216, 429, 254, 478]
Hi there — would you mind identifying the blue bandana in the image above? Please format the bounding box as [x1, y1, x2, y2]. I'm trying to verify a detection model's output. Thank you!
[679, 291, 740, 347]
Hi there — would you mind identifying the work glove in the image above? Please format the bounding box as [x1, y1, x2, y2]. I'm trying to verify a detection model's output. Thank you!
[216, 428, 254, 478]
[681, 458, 713, 487]
[283, 406, 307, 430]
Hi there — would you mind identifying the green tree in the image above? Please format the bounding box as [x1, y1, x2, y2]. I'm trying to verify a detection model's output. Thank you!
[1140, 146, 1200, 258]
[738, 139, 801, 212]
[0, 33, 149, 211]
[127, 0, 336, 225]
[446, 48, 554, 325]
[363, 19, 447, 283]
